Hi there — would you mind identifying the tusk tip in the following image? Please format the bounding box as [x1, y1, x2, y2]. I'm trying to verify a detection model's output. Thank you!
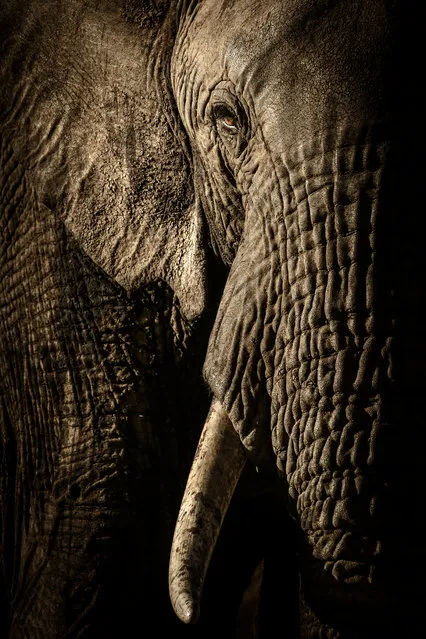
[173, 592, 199, 625]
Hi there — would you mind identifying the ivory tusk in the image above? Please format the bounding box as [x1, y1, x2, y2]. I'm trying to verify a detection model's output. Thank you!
[169, 398, 246, 624]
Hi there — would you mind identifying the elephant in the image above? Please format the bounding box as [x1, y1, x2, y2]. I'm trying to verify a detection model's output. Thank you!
[0, 0, 423, 638]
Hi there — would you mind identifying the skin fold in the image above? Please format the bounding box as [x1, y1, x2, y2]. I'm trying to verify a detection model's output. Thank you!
[1, 1, 423, 638]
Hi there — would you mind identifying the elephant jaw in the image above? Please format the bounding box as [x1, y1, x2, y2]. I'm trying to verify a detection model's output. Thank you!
[168, 399, 246, 624]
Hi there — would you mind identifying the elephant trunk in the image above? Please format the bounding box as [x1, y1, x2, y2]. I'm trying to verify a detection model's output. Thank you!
[168, 399, 246, 624]
[193, 125, 425, 628]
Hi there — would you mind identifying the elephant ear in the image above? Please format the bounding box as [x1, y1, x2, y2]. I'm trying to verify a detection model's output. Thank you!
[0, 0, 207, 319]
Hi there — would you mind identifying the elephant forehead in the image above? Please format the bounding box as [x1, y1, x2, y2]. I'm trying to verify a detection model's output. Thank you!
[178, 0, 353, 88]
[178, 0, 286, 89]
[177, 0, 394, 148]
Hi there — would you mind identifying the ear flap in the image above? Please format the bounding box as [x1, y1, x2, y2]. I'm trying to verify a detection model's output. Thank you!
[1, 0, 207, 320]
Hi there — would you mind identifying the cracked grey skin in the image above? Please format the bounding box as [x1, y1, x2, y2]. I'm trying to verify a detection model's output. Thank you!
[0, 1, 423, 638]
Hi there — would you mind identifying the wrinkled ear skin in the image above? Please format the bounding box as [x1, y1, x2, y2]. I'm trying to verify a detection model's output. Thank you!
[0, 0, 209, 320]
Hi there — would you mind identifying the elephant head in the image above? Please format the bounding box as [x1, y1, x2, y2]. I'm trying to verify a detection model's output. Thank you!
[0, 1, 423, 637]
[168, 0, 425, 636]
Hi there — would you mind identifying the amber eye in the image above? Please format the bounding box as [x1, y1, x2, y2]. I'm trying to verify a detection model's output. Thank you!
[213, 104, 239, 135]
[222, 115, 237, 130]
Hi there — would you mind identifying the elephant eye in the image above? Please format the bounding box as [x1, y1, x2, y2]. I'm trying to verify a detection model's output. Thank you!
[223, 115, 237, 131]
[212, 104, 239, 135]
